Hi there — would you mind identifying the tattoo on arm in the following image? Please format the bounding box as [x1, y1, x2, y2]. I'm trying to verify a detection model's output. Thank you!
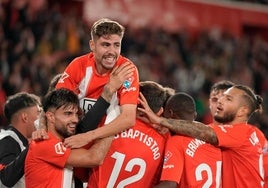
[160, 119, 218, 145]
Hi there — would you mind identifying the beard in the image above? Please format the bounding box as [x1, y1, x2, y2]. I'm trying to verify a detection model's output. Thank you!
[214, 111, 235, 124]
[56, 126, 75, 138]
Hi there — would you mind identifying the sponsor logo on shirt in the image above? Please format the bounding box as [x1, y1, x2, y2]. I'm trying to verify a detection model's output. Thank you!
[122, 76, 137, 93]
[122, 86, 137, 93]
[163, 164, 175, 169]
[55, 142, 67, 155]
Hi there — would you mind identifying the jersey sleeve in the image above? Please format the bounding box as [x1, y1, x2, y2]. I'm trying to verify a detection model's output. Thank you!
[55, 58, 83, 94]
[0, 137, 21, 164]
[118, 64, 139, 105]
[160, 136, 183, 184]
[31, 139, 71, 168]
[213, 124, 249, 148]
[0, 148, 28, 187]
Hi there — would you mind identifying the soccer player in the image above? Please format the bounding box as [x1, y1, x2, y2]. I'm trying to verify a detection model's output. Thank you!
[56, 18, 139, 147]
[208, 80, 268, 187]
[86, 81, 170, 187]
[139, 84, 266, 187]
[0, 92, 41, 187]
[208, 80, 234, 124]
[155, 92, 222, 188]
[24, 88, 112, 188]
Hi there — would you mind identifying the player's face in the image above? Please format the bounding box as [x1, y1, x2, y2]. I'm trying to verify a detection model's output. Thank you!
[214, 87, 243, 124]
[53, 105, 79, 138]
[90, 34, 122, 74]
[209, 89, 225, 117]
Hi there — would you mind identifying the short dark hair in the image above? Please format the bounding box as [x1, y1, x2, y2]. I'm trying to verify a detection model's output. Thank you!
[165, 92, 196, 121]
[210, 80, 235, 94]
[42, 88, 79, 112]
[91, 18, 125, 41]
[47, 73, 62, 93]
[139, 81, 168, 113]
[4, 92, 41, 122]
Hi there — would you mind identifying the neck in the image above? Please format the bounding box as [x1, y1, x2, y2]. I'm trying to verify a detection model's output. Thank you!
[95, 63, 111, 76]
[13, 124, 28, 140]
[47, 126, 64, 141]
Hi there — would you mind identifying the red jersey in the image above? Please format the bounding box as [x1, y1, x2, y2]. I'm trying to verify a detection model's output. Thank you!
[25, 132, 73, 188]
[87, 119, 168, 188]
[55, 52, 139, 116]
[160, 135, 222, 188]
[254, 127, 268, 188]
[213, 123, 265, 188]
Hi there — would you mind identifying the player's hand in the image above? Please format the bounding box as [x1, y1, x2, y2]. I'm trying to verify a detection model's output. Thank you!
[64, 132, 93, 149]
[108, 62, 135, 92]
[137, 92, 162, 125]
[32, 128, 49, 141]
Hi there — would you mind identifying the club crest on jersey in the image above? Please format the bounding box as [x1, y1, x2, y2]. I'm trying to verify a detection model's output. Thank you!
[164, 150, 173, 163]
[123, 77, 133, 89]
[55, 142, 67, 155]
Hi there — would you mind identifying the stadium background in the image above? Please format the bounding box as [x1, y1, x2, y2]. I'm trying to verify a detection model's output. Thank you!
[1, 0, 268, 136]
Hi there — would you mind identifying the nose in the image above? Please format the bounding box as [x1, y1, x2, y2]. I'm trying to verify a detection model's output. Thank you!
[73, 116, 79, 124]
[107, 46, 117, 54]
[217, 96, 224, 105]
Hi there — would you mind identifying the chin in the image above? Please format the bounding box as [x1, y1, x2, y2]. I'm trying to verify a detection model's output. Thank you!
[69, 130, 76, 136]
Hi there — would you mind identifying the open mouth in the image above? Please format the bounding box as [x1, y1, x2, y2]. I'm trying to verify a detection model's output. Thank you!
[104, 56, 116, 63]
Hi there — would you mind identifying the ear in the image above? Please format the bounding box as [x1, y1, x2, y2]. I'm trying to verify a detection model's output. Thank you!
[89, 40, 94, 51]
[237, 106, 249, 117]
[45, 111, 55, 124]
[156, 107, 164, 116]
[21, 112, 28, 123]
[193, 111, 197, 120]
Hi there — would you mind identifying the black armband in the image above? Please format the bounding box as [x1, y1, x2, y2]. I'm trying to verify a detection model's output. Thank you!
[77, 96, 110, 133]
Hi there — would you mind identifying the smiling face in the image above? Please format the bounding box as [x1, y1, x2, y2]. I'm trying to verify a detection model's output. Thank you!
[47, 104, 79, 139]
[90, 34, 122, 75]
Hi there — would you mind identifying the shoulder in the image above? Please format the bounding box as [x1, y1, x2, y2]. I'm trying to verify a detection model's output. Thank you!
[117, 55, 135, 65]
[0, 130, 24, 147]
[0, 135, 20, 153]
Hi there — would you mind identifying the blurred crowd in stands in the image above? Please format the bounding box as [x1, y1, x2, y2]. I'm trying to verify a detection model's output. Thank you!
[1, 0, 268, 136]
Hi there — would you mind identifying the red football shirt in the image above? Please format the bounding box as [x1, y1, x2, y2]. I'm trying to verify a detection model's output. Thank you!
[213, 123, 265, 188]
[55, 52, 139, 114]
[87, 119, 168, 188]
[254, 127, 268, 188]
[25, 132, 73, 188]
[160, 135, 222, 188]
